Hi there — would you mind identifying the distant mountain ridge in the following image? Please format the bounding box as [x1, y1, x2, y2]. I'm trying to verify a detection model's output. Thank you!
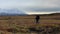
[0, 8, 27, 16]
[0, 8, 60, 16]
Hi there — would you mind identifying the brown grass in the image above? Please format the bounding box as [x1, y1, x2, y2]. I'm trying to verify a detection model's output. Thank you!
[0, 15, 60, 34]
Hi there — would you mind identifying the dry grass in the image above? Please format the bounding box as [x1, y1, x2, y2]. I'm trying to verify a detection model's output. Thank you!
[0, 15, 60, 34]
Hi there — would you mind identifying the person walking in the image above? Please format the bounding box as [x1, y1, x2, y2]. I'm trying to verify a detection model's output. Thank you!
[35, 15, 40, 24]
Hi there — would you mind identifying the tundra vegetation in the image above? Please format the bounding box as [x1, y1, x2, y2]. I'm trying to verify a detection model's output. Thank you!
[0, 14, 60, 34]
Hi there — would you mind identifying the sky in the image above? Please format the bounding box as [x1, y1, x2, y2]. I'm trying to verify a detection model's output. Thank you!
[0, 0, 60, 14]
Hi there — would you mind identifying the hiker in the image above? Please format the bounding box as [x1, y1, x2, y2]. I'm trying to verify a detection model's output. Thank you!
[35, 15, 40, 24]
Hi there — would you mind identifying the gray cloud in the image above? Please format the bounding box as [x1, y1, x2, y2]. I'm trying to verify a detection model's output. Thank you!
[0, 0, 60, 14]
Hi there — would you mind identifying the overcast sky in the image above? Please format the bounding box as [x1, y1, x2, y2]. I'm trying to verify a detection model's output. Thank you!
[0, 0, 60, 14]
[0, 0, 60, 8]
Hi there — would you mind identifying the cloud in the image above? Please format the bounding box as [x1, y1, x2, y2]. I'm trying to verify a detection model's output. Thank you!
[34, 0, 60, 8]
[0, 0, 60, 9]
[24, 0, 60, 12]
[0, 0, 60, 14]
[0, 0, 36, 9]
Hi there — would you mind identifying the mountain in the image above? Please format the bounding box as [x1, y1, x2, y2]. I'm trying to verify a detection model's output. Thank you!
[0, 9, 27, 16]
